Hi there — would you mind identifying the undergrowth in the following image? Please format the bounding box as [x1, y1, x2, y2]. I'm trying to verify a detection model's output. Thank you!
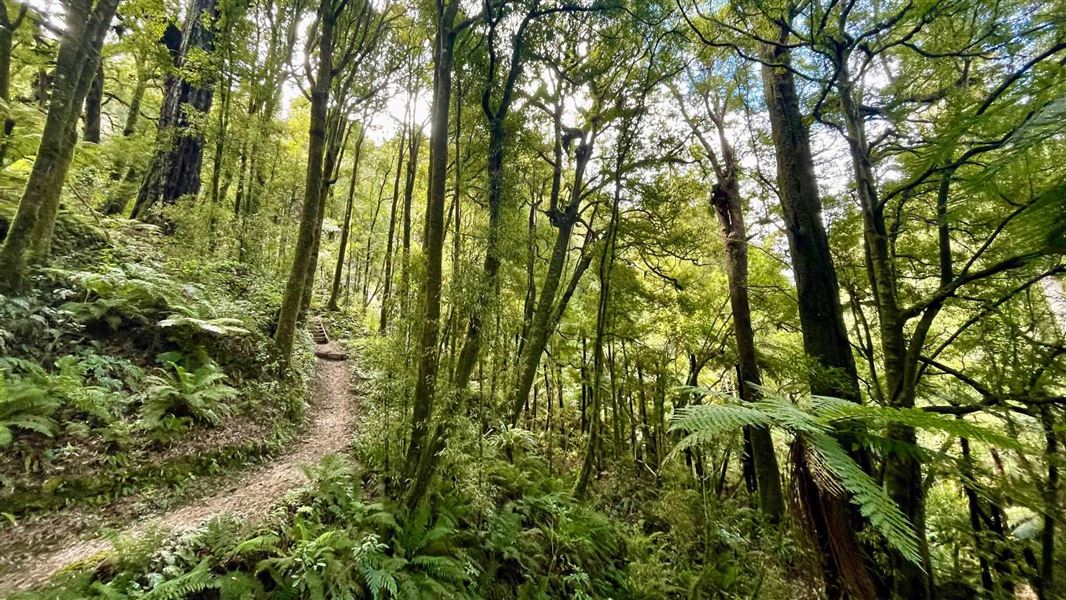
[0, 214, 314, 522]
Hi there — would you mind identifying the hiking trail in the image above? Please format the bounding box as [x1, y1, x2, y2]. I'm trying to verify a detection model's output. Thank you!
[0, 344, 354, 595]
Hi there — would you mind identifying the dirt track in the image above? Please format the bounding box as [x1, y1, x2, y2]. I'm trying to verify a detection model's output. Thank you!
[0, 351, 353, 595]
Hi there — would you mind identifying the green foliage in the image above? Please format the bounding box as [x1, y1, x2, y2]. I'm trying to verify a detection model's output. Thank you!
[0, 374, 59, 447]
[671, 392, 1027, 567]
[49, 354, 138, 426]
[0, 293, 78, 358]
[139, 359, 238, 430]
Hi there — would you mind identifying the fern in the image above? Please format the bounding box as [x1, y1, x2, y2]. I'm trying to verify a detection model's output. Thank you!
[216, 570, 266, 600]
[230, 533, 281, 558]
[669, 391, 1018, 565]
[159, 315, 250, 337]
[803, 432, 921, 564]
[0, 374, 59, 446]
[139, 360, 237, 429]
[811, 395, 1024, 450]
[140, 559, 217, 600]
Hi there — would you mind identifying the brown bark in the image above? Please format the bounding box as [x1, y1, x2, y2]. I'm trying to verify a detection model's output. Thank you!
[711, 175, 785, 522]
[132, 0, 218, 218]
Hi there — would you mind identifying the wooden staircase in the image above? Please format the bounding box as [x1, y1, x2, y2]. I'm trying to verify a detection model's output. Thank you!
[309, 317, 347, 361]
[310, 318, 330, 344]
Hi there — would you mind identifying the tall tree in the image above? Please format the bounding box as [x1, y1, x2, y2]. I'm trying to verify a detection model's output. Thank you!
[759, 30, 884, 600]
[0, 0, 27, 166]
[131, 0, 220, 218]
[403, 0, 478, 508]
[673, 61, 785, 522]
[0, 0, 120, 292]
[276, 0, 394, 360]
[274, 0, 339, 364]
[452, 0, 597, 393]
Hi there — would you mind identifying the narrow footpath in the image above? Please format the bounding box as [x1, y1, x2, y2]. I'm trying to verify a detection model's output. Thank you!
[0, 347, 354, 595]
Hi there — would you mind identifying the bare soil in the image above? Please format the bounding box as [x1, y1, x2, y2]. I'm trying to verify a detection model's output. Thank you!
[0, 349, 353, 595]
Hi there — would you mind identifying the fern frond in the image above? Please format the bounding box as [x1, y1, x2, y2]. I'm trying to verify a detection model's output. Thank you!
[140, 560, 217, 600]
[669, 403, 770, 436]
[804, 433, 921, 564]
[230, 534, 281, 558]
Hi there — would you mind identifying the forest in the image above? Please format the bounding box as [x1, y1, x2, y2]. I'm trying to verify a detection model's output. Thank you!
[0, 0, 1063, 597]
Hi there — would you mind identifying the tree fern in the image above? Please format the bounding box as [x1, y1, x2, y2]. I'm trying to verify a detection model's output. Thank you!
[810, 395, 1025, 450]
[669, 391, 1020, 565]
[803, 432, 921, 563]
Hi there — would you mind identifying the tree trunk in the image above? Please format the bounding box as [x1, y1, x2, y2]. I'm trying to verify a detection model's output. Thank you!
[404, 0, 461, 508]
[452, 7, 540, 392]
[131, 0, 218, 218]
[207, 63, 233, 246]
[836, 59, 932, 598]
[379, 123, 407, 333]
[510, 130, 593, 424]
[273, 0, 335, 366]
[760, 38, 884, 600]
[1039, 406, 1058, 600]
[399, 125, 420, 314]
[102, 71, 148, 215]
[0, 0, 120, 292]
[299, 117, 350, 317]
[82, 62, 103, 143]
[363, 167, 391, 311]
[452, 115, 504, 390]
[0, 2, 25, 166]
[575, 156, 621, 498]
[710, 175, 785, 522]
[329, 126, 366, 311]
[960, 436, 995, 593]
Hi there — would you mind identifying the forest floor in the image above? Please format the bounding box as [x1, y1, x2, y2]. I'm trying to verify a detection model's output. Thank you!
[0, 345, 355, 595]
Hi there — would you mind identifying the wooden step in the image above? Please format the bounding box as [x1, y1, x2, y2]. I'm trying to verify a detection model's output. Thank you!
[308, 318, 330, 345]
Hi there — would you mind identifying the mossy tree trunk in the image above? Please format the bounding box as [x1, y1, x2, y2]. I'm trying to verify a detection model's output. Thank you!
[760, 37, 885, 600]
[131, 0, 218, 219]
[404, 0, 469, 509]
[82, 62, 103, 143]
[0, 2, 27, 167]
[274, 0, 336, 366]
[0, 0, 120, 292]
